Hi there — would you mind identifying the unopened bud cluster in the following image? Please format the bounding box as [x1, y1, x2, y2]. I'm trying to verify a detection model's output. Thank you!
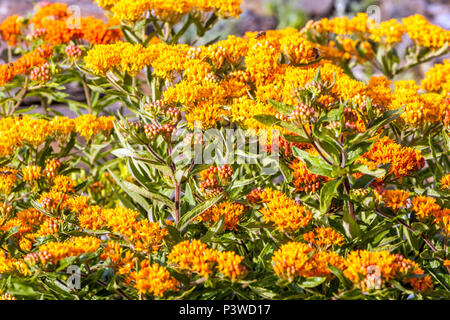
[144, 123, 177, 141]
[143, 100, 182, 126]
[199, 164, 233, 195]
[246, 188, 263, 203]
[29, 28, 46, 40]
[43, 159, 62, 179]
[65, 45, 82, 60]
[30, 63, 51, 83]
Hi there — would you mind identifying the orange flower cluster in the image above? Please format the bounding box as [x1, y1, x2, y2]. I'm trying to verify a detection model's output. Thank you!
[0, 45, 53, 86]
[421, 59, 450, 94]
[0, 253, 30, 275]
[22, 165, 42, 182]
[358, 136, 425, 179]
[402, 15, 450, 49]
[167, 239, 247, 281]
[198, 201, 247, 230]
[0, 167, 18, 195]
[0, 207, 54, 251]
[37, 236, 101, 264]
[382, 189, 410, 211]
[272, 241, 345, 281]
[257, 188, 312, 231]
[0, 15, 22, 46]
[76, 206, 168, 252]
[389, 80, 448, 126]
[441, 174, 450, 189]
[133, 260, 179, 296]
[343, 250, 433, 292]
[97, 0, 242, 22]
[410, 195, 442, 220]
[0, 115, 114, 158]
[198, 164, 233, 196]
[27, 2, 121, 45]
[302, 227, 345, 249]
[101, 241, 136, 276]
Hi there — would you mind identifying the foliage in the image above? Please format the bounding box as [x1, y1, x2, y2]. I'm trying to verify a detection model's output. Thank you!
[0, 1, 449, 300]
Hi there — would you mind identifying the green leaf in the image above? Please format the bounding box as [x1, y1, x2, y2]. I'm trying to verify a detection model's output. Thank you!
[107, 169, 152, 212]
[122, 180, 174, 210]
[201, 214, 225, 242]
[343, 203, 360, 239]
[351, 164, 386, 177]
[328, 265, 352, 289]
[352, 173, 376, 189]
[292, 146, 334, 177]
[267, 99, 295, 115]
[253, 114, 280, 127]
[299, 277, 326, 288]
[319, 178, 343, 214]
[178, 193, 224, 231]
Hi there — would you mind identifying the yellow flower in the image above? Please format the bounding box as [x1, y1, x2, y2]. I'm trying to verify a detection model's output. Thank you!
[38, 236, 101, 264]
[402, 15, 450, 49]
[22, 165, 42, 182]
[74, 114, 114, 140]
[51, 175, 76, 193]
[0, 167, 18, 195]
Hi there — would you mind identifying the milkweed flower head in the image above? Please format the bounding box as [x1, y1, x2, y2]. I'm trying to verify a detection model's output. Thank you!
[382, 189, 410, 211]
[133, 261, 179, 296]
[358, 136, 425, 179]
[290, 158, 329, 193]
[37, 236, 101, 264]
[272, 241, 345, 281]
[198, 201, 247, 230]
[302, 227, 345, 249]
[0, 15, 23, 46]
[167, 240, 246, 281]
[258, 188, 312, 231]
[344, 250, 433, 293]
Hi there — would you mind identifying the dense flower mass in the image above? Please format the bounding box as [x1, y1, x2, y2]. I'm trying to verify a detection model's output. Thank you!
[0, 115, 113, 157]
[257, 188, 312, 231]
[167, 240, 247, 280]
[358, 136, 425, 179]
[0, 0, 449, 301]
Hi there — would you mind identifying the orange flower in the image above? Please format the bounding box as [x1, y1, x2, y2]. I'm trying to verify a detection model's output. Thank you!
[440, 174, 450, 189]
[80, 17, 122, 45]
[303, 227, 345, 249]
[0, 15, 23, 46]
[290, 158, 329, 193]
[272, 241, 345, 281]
[133, 260, 178, 296]
[198, 201, 247, 230]
[258, 188, 312, 231]
[383, 189, 410, 211]
[358, 136, 424, 179]
[411, 195, 441, 220]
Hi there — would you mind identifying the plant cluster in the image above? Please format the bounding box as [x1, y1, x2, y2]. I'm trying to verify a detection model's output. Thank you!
[0, 1, 449, 300]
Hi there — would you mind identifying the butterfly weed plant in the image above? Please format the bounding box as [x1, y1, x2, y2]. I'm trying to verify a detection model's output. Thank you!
[0, 1, 449, 300]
